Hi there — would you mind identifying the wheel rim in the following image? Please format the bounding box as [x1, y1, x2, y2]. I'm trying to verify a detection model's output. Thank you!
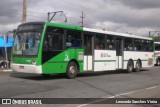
[129, 63, 133, 71]
[69, 66, 75, 75]
[136, 62, 140, 71]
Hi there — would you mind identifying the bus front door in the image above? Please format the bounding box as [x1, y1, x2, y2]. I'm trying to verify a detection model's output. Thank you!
[83, 33, 94, 71]
[116, 38, 123, 69]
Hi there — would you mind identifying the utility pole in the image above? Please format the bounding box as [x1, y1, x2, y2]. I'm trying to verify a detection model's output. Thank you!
[80, 11, 85, 27]
[4, 34, 8, 68]
[22, 0, 27, 23]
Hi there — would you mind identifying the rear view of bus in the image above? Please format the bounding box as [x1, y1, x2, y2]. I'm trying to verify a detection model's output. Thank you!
[154, 42, 160, 66]
[11, 22, 44, 74]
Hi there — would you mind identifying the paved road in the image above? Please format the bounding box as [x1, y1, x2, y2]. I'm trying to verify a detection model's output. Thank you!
[0, 66, 160, 107]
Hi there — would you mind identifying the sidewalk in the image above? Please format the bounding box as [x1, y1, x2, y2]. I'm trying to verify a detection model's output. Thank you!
[0, 68, 12, 72]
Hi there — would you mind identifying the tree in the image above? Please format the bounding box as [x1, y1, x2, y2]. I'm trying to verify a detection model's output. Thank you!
[153, 36, 160, 42]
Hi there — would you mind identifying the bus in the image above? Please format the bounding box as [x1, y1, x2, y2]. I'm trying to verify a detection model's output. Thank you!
[11, 22, 154, 79]
[154, 42, 160, 66]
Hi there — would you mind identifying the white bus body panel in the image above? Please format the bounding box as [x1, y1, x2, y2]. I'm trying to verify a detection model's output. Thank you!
[116, 56, 123, 69]
[83, 56, 87, 71]
[11, 63, 42, 74]
[123, 51, 154, 69]
[83, 56, 93, 71]
[88, 56, 93, 70]
[94, 50, 116, 71]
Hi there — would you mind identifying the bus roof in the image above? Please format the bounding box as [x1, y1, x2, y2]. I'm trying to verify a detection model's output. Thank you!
[19, 22, 45, 26]
[45, 22, 83, 31]
[84, 27, 152, 40]
[19, 22, 152, 40]
[46, 22, 152, 41]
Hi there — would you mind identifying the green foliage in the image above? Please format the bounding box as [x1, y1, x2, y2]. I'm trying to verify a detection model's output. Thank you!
[153, 36, 160, 42]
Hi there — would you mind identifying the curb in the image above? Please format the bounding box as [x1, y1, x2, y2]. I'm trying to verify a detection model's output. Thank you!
[0, 69, 12, 72]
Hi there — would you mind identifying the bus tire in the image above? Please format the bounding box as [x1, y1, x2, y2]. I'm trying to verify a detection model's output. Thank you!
[66, 62, 77, 79]
[127, 60, 133, 73]
[134, 61, 141, 72]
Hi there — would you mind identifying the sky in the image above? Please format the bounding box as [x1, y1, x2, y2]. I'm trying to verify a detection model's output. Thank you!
[0, 0, 160, 36]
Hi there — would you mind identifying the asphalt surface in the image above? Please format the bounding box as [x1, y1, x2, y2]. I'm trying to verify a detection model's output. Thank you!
[0, 66, 160, 107]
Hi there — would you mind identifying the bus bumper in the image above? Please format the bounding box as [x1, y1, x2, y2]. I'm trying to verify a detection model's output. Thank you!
[11, 63, 42, 74]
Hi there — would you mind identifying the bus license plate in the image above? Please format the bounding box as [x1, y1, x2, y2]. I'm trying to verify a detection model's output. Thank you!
[19, 66, 24, 69]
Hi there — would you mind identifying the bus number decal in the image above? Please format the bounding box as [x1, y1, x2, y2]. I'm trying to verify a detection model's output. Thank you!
[64, 52, 70, 61]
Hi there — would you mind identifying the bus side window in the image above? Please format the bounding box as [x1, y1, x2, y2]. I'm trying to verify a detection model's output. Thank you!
[134, 39, 142, 51]
[106, 35, 115, 50]
[148, 41, 153, 52]
[124, 38, 133, 51]
[66, 30, 82, 49]
[109, 43, 113, 49]
[134, 47, 137, 51]
[43, 27, 63, 51]
[95, 34, 105, 49]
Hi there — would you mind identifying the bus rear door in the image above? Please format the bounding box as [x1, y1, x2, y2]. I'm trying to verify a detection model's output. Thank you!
[116, 38, 123, 69]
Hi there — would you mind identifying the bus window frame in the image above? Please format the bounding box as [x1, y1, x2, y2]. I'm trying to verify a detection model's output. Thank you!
[106, 34, 116, 50]
[95, 33, 106, 50]
[65, 29, 83, 49]
[42, 26, 64, 51]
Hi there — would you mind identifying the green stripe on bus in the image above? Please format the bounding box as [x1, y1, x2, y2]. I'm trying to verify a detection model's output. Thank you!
[46, 22, 83, 31]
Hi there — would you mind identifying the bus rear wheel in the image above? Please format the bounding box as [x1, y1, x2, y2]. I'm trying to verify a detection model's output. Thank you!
[134, 61, 141, 72]
[127, 60, 133, 73]
[66, 62, 78, 79]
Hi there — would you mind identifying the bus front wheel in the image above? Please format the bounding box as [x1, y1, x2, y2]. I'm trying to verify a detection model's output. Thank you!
[66, 62, 78, 79]
[127, 60, 133, 73]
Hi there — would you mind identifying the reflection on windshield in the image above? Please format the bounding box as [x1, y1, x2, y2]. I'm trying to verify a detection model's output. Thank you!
[13, 32, 41, 56]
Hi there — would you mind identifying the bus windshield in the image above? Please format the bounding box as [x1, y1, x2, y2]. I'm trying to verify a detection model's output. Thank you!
[13, 31, 41, 56]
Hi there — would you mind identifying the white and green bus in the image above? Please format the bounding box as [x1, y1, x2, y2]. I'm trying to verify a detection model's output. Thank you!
[11, 22, 154, 78]
[154, 42, 160, 66]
